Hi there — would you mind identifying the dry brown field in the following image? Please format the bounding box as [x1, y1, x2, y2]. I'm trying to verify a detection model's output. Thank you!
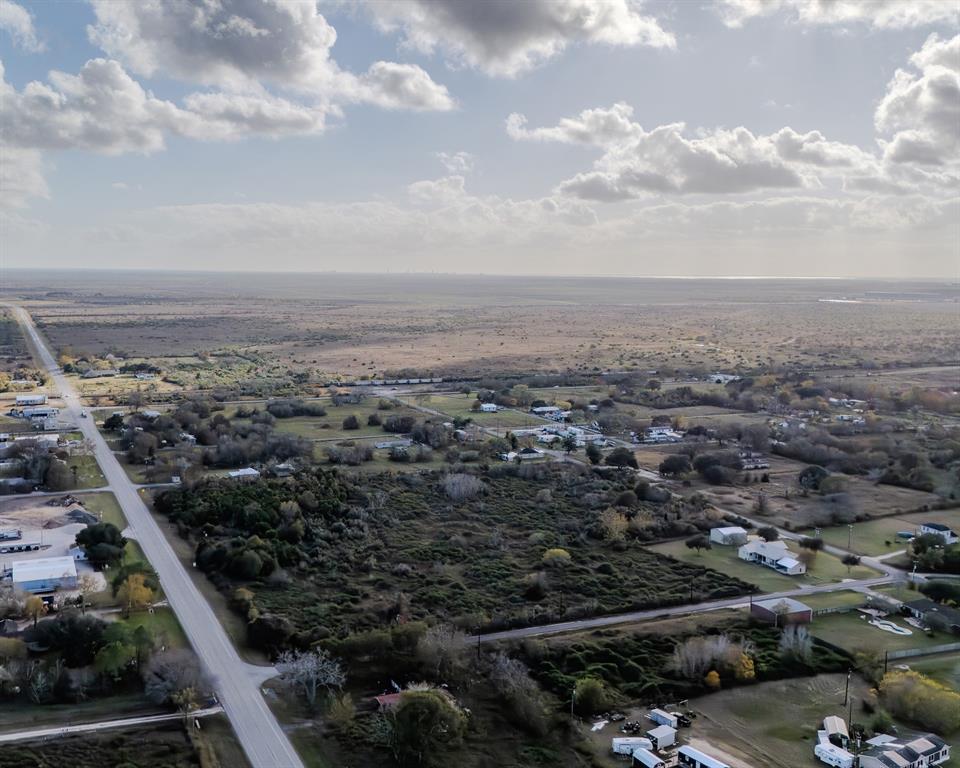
[5, 273, 957, 385]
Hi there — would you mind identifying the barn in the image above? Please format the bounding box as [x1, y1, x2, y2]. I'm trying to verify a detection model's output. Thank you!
[750, 597, 813, 626]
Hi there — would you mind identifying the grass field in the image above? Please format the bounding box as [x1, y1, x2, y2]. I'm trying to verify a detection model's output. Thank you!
[648, 539, 878, 591]
[809, 509, 960, 556]
[907, 652, 960, 690]
[799, 590, 867, 611]
[417, 393, 546, 429]
[77, 491, 125, 528]
[811, 610, 951, 654]
[118, 606, 188, 650]
[66, 454, 107, 489]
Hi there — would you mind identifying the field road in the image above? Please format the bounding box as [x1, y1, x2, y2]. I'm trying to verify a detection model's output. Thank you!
[471, 572, 894, 644]
[0, 706, 224, 744]
[6, 305, 303, 768]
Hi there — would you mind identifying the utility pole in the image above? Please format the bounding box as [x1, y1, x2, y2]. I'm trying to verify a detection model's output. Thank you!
[848, 524, 853, 552]
[843, 668, 851, 706]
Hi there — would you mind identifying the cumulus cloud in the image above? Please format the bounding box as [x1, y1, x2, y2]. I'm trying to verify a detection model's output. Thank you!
[363, 0, 675, 77]
[436, 151, 475, 173]
[508, 104, 886, 199]
[875, 34, 960, 170]
[717, 0, 960, 29]
[87, 0, 452, 111]
[0, 0, 43, 52]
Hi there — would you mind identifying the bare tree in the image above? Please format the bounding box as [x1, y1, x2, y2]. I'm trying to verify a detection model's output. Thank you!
[441, 473, 484, 502]
[779, 624, 813, 662]
[276, 648, 345, 710]
[143, 649, 211, 708]
[416, 624, 469, 681]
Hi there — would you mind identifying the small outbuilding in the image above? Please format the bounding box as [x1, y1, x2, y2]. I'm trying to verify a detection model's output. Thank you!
[677, 745, 730, 768]
[228, 467, 261, 481]
[751, 597, 813, 626]
[645, 724, 676, 750]
[710, 526, 748, 546]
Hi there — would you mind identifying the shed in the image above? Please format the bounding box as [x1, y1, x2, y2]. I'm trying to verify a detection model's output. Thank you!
[751, 597, 813, 626]
[479, 403, 498, 413]
[12, 556, 78, 593]
[710, 526, 748, 546]
[228, 467, 260, 480]
[823, 715, 849, 746]
[632, 747, 666, 768]
[646, 725, 676, 749]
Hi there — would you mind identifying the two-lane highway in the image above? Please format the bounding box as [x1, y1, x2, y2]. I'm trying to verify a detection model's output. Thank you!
[9, 305, 302, 768]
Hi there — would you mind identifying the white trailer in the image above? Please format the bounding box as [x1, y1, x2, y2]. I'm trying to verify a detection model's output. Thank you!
[647, 709, 678, 729]
[611, 737, 653, 755]
[632, 748, 666, 768]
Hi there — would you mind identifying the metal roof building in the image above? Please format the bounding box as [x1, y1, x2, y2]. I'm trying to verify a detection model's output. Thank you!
[11, 556, 78, 593]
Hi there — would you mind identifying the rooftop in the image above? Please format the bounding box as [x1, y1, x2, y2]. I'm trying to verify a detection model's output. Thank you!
[754, 597, 812, 614]
[11, 556, 78, 583]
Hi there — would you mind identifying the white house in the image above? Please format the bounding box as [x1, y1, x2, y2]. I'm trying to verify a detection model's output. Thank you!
[228, 467, 260, 481]
[917, 522, 958, 545]
[710, 526, 748, 546]
[531, 406, 561, 416]
[858, 733, 950, 768]
[479, 403, 499, 413]
[738, 538, 807, 575]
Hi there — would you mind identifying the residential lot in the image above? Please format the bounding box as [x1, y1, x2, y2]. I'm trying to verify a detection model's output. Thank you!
[811, 509, 960, 556]
[810, 610, 953, 655]
[648, 539, 878, 591]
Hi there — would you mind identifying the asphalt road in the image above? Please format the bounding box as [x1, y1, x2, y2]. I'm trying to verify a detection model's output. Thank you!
[0, 706, 224, 744]
[8, 305, 303, 768]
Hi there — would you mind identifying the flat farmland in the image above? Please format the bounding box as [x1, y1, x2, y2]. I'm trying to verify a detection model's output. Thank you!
[648, 539, 879, 591]
[811, 509, 960, 556]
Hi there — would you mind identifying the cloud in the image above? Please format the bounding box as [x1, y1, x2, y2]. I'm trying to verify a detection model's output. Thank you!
[363, 0, 675, 77]
[0, 147, 47, 209]
[436, 151, 475, 173]
[717, 0, 960, 29]
[875, 34, 960, 169]
[87, 0, 452, 111]
[508, 105, 886, 199]
[0, 0, 43, 52]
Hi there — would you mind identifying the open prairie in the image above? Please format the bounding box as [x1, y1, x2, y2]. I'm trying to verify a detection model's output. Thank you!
[6, 272, 957, 384]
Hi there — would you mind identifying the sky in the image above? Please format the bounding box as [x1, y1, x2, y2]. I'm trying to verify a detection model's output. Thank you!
[0, 0, 958, 278]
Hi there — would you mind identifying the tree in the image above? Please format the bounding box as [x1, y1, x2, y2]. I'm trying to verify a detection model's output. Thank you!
[143, 649, 211, 708]
[920, 580, 960, 606]
[389, 689, 467, 766]
[585, 442, 602, 465]
[103, 413, 125, 430]
[0, 637, 27, 661]
[842, 553, 861, 573]
[685, 534, 712, 554]
[704, 670, 721, 689]
[605, 446, 638, 469]
[561, 434, 578, 454]
[94, 641, 136, 680]
[798, 465, 829, 491]
[76, 522, 127, 568]
[879, 671, 960, 735]
[416, 625, 468, 682]
[779, 624, 813, 662]
[342, 414, 360, 430]
[25, 595, 47, 628]
[756, 526, 779, 542]
[541, 548, 571, 568]
[77, 573, 100, 614]
[117, 573, 155, 614]
[659, 454, 691, 476]
[276, 648, 345, 710]
[798, 537, 824, 553]
[573, 677, 609, 716]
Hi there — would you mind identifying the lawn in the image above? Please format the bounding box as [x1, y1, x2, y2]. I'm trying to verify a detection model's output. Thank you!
[77, 491, 126, 528]
[119, 606, 189, 650]
[248, 398, 425, 441]
[417, 394, 545, 429]
[809, 509, 960, 557]
[66, 454, 107, 488]
[647, 539, 878, 591]
[799, 590, 867, 611]
[810, 610, 952, 655]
